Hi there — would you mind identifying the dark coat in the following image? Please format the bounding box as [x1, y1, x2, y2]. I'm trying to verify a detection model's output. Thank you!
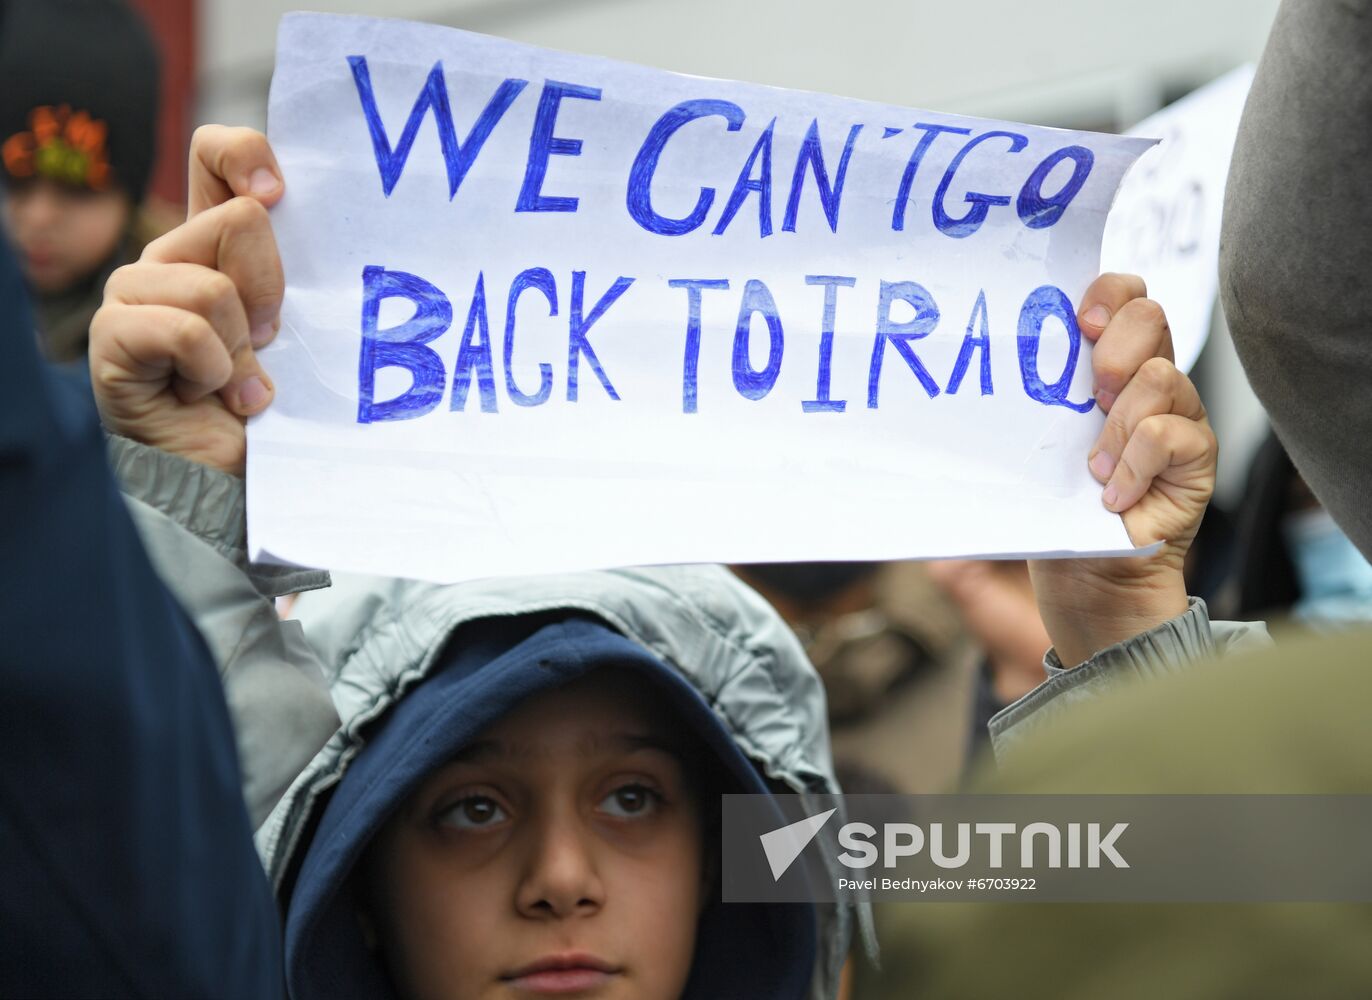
[0, 220, 282, 997]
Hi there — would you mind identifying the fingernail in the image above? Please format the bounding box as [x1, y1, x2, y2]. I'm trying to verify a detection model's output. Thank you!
[1102, 483, 1119, 509]
[1083, 305, 1111, 329]
[237, 375, 270, 412]
[249, 167, 280, 197]
[250, 321, 275, 348]
[1095, 388, 1117, 412]
[1090, 450, 1116, 481]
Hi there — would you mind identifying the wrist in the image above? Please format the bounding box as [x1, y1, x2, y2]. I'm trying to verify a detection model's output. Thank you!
[1029, 557, 1189, 668]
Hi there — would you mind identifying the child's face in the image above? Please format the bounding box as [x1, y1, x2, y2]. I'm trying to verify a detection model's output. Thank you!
[363, 669, 709, 1000]
[2, 178, 130, 293]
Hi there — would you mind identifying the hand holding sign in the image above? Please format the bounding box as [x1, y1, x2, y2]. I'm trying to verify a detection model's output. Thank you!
[1030, 273, 1214, 667]
[92, 128, 285, 475]
[186, 125, 286, 219]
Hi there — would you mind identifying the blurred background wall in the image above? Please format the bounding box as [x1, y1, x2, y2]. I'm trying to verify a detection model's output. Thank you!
[140, 0, 1283, 499]
[195, 0, 1281, 133]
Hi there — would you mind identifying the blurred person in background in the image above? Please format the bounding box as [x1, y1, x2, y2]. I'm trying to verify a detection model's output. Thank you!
[735, 562, 975, 795]
[924, 559, 1052, 762]
[1221, 429, 1372, 629]
[742, 505, 1246, 794]
[0, 0, 161, 367]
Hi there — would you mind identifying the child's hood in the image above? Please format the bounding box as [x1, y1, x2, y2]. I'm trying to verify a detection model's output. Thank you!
[259, 564, 855, 999]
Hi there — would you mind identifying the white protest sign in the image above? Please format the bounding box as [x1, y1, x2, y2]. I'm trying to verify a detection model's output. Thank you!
[249, 12, 1157, 583]
[1101, 65, 1254, 374]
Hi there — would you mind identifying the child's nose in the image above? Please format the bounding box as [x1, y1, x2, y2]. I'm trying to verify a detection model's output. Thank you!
[515, 815, 607, 920]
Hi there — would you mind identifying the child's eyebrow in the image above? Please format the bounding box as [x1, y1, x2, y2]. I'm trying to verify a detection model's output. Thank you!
[446, 732, 685, 763]
[610, 732, 688, 761]
[449, 738, 502, 762]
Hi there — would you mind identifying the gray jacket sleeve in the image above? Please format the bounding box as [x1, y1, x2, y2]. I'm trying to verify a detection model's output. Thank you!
[988, 599, 1271, 759]
[109, 436, 341, 829]
[1219, 0, 1372, 561]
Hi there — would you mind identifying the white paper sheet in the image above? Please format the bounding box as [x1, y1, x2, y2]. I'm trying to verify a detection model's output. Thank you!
[250, 12, 1159, 583]
[1101, 65, 1254, 374]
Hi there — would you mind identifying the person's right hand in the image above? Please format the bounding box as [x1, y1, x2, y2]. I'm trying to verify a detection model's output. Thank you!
[90, 127, 285, 476]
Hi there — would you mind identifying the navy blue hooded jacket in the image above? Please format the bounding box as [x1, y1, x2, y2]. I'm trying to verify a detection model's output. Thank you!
[0, 204, 282, 995]
[281, 612, 819, 1000]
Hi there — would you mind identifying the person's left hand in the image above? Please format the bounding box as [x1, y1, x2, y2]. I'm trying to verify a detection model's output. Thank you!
[1028, 273, 1216, 668]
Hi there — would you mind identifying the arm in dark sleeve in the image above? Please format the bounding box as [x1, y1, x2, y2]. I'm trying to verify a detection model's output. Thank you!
[1218, 0, 1372, 559]
[0, 243, 282, 993]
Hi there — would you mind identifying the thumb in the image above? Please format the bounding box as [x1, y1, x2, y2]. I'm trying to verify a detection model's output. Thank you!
[188, 125, 285, 217]
[221, 340, 274, 417]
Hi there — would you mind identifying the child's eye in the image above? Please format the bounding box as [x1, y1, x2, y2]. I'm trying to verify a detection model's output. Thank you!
[599, 783, 662, 818]
[437, 795, 508, 830]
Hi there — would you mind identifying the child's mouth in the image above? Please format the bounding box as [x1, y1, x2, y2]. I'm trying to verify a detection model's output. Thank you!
[503, 953, 621, 994]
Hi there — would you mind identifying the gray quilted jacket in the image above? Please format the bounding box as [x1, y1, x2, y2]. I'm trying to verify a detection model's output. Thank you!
[110, 436, 857, 997]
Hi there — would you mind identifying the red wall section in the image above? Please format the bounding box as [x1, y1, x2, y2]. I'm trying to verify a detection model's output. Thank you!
[129, 0, 196, 209]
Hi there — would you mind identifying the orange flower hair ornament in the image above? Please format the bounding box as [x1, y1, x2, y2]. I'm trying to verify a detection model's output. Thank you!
[3, 104, 112, 190]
